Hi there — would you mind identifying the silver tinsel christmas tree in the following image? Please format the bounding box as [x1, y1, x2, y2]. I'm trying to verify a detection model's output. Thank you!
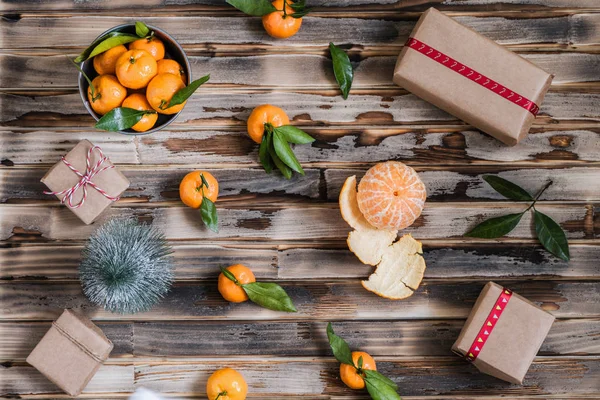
[80, 218, 174, 314]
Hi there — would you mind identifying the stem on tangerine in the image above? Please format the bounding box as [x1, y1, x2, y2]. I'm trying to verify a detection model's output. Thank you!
[215, 392, 227, 400]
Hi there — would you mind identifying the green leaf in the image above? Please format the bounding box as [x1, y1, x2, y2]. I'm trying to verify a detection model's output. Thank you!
[364, 370, 401, 400]
[242, 282, 297, 312]
[259, 131, 274, 173]
[274, 125, 315, 144]
[94, 107, 155, 132]
[329, 42, 354, 100]
[534, 210, 570, 261]
[326, 323, 355, 367]
[357, 355, 364, 369]
[135, 21, 151, 37]
[74, 31, 123, 63]
[226, 0, 277, 16]
[289, 0, 310, 17]
[200, 197, 218, 233]
[220, 266, 239, 284]
[465, 213, 524, 239]
[483, 175, 533, 201]
[200, 173, 210, 189]
[78, 33, 140, 62]
[267, 131, 292, 179]
[273, 130, 304, 175]
[165, 75, 210, 109]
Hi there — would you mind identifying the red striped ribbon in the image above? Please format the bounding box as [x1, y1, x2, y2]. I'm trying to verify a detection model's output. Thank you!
[44, 145, 120, 209]
[465, 287, 513, 362]
[405, 38, 540, 116]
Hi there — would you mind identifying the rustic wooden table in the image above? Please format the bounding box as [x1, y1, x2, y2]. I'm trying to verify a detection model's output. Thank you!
[1, 0, 599, 398]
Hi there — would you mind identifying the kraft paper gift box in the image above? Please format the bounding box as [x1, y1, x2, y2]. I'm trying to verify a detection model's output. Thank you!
[452, 282, 555, 384]
[393, 8, 553, 146]
[26, 309, 114, 396]
[41, 139, 130, 224]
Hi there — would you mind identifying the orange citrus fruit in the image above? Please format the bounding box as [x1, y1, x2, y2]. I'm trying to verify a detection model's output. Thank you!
[93, 44, 128, 75]
[357, 161, 426, 230]
[115, 49, 158, 89]
[121, 93, 158, 132]
[146, 73, 186, 114]
[206, 368, 248, 400]
[340, 351, 377, 390]
[87, 74, 127, 115]
[157, 59, 187, 83]
[218, 264, 256, 303]
[179, 171, 219, 209]
[247, 104, 290, 144]
[129, 36, 165, 61]
[262, 0, 302, 39]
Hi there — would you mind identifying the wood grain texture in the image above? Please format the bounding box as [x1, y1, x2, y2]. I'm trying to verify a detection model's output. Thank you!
[2, 242, 600, 281]
[0, 203, 594, 242]
[2, 52, 600, 90]
[1, 280, 598, 321]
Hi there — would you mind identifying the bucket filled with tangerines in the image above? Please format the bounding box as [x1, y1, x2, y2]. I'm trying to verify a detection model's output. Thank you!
[75, 21, 209, 134]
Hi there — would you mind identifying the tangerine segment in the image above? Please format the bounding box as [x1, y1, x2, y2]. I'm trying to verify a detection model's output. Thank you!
[179, 171, 219, 209]
[262, 0, 302, 39]
[157, 59, 187, 83]
[357, 161, 426, 230]
[129, 36, 166, 61]
[340, 351, 377, 390]
[115, 49, 158, 89]
[87, 74, 127, 115]
[218, 264, 256, 303]
[93, 44, 128, 75]
[247, 104, 290, 144]
[146, 73, 186, 114]
[206, 368, 248, 400]
[121, 93, 158, 132]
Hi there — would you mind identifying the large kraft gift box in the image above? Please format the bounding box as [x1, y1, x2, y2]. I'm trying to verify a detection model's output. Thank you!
[26, 309, 114, 396]
[41, 139, 130, 224]
[393, 8, 553, 145]
[452, 282, 555, 384]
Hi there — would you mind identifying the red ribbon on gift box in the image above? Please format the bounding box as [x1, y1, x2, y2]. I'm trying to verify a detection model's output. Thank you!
[405, 38, 540, 116]
[464, 287, 513, 362]
[43, 145, 121, 209]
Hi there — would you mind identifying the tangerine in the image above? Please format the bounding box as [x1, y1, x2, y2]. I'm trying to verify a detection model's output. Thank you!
[129, 36, 165, 61]
[340, 351, 377, 390]
[146, 73, 186, 114]
[218, 264, 256, 303]
[115, 49, 158, 89]
[157, 59, 187, 83]
[247, 104, 290, 144]
[121, 93, 158, 132]
[179, 171, 219, 209]
[87, 74, 127, 115]
[206, 368, 248, 400]
[93, 44, 128, 75]
[262, 0, 303, 39]
[357, 161, 426, 230]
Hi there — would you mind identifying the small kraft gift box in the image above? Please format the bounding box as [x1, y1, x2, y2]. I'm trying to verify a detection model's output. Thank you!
[41, 139, 130, 225]
[452, 282, 555, 384]
[26, 309, 114, 396]
[393, 8, 553, 146]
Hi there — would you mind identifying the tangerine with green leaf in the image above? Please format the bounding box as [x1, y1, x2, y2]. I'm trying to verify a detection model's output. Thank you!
[93, 44, 128, 75]
[206, 367, 248, 400]
[247, 104, 290, 143]
[146, 73, 187, 114]
[179, 171, 219, 209]
[262, 0, 303, 39]
[87, 74, 127, 115]
[121, 93, 158, 132]
[218, 264, 256, 303]
[115, 49, 158, 89]
[340, 351, 377, 390]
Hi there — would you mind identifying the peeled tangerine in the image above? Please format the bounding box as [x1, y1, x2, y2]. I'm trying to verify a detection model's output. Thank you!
[339, 161, 427, 300]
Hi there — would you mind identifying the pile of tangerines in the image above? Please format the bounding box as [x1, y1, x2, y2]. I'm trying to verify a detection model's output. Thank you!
[88, 35, 188, 132]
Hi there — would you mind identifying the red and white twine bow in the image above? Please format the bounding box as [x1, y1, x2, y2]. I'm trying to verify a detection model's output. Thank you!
[44, 145, 120, 209]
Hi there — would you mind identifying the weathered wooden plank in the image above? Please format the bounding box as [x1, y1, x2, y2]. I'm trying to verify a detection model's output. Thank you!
[4, 357, 598, 397]
[2, 52, 599, 90]
[0, 15, 574, 51]
[0, 281, 597, 321]
[4, 318, 597, 360]
[2, 242, 600, 281]
[2, 166, 599, 204]
[2, 90, 599, 133]
[0, 203, 593, 242]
